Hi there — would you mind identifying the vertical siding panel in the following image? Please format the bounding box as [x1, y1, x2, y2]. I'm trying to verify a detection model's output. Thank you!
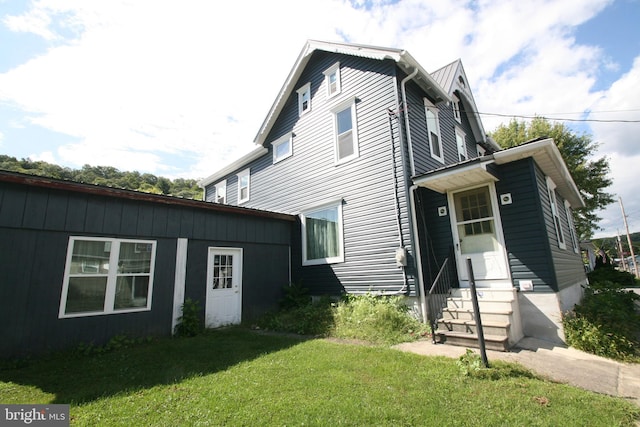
[85, 196, 106, 233]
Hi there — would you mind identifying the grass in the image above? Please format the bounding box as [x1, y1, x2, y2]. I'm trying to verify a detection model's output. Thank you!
[1, 328, 638, 426]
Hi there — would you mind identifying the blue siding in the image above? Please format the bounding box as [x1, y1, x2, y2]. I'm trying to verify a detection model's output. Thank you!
[205, 51, 416, 295]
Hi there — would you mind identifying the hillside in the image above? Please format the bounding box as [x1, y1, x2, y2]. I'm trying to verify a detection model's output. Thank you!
[0, 155, 203, 200]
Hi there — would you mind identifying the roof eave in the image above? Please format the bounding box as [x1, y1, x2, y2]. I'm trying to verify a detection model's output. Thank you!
[198, 146, 268, 188]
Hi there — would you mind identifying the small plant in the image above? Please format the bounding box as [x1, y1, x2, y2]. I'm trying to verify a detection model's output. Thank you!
[456, 349, 484, 376]
[175, 298, 204, 337]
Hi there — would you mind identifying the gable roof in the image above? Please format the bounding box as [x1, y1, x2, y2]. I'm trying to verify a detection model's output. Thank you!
[431, 59, 499, 151]
[254, 39, 452, 147]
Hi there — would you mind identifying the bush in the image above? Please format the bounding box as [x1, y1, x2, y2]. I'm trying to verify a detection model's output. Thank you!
[333, 294, 430, 345]
[255, 287, 430, 345]
[174, 298, 204, 337]
[563, 280, 640, 361]
[588, 266, 639, 287]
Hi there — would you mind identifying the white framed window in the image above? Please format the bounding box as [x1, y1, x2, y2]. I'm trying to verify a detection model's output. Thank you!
[424, 98, 443, 163]
[301, 200, 344, 266]
[59, 237, 156, 318]
[297, 82, 311, 116]
[477, 144, 486, 157]
[214, 180, 227, 204]
[272, 133, 293, 164]
[323, 62, 341, 98]
[452, 94, 461, 123]
[455, 128, 467, 161]
[546, 177, 566, 249]
[564, 200, 580, 253]
[332, 97, 359, 164]
[237, 168, 250, 204]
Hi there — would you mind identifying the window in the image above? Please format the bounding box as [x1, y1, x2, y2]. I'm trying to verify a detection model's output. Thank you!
[59, 237, 156, 317]
[237, 168, 250, 203]
[301, 201, 344, 265]
[323, 62, 341, 98]
[214, 180, 226, 204]
[452, 94, 461, 123]
[297, 82, 311, 116]
[564, 200, 580, 253]
[455, 128, 467, 161]
[272, 133, 293, 164]
[477, 144, 486, 157]
[424, 98, 443, 163]
[546, 177, 566, 249]
[332, 98, 359, 163]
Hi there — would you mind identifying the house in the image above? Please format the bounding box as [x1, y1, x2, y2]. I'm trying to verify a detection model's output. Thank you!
[200, 40, 587, 348]
[0, 170, 296, 358]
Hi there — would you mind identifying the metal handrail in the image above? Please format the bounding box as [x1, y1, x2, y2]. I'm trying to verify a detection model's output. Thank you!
[427, 258, 454, 344]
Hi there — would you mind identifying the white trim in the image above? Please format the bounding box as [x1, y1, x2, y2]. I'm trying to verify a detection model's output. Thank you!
[300, 199, 345, 266]
[331, 97, 359, 164]
[564, 200, 580, 253]
[198, 146, 267, 188]
[297, 82, 311, 116]
[323, 61, 341, 98]
[424, 97, 443, 164]
[59, 236, 157, 318]
[171, 238, 188, 335]
[455, 127, 467, 161]
[237, 168, 250, 204]
[546, 176, 567, 250]
[272, 132, 293, 164]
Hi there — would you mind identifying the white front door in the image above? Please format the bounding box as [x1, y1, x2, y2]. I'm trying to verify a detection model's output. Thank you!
[205, 247, 242, 328]
[449, 185, 510, 287]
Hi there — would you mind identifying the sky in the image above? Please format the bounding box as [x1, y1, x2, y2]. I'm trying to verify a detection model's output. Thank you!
[0, 0, 639, 238]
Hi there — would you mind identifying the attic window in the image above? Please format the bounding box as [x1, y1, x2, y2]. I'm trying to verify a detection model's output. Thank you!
[323, 62, 341, 98]
[452, 94, 461, 123]
[458, 76, 466, 88]
[297, 83, 311, 116]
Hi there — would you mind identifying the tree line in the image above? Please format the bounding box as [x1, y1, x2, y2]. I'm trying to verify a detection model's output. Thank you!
[0, 155, 203, 200]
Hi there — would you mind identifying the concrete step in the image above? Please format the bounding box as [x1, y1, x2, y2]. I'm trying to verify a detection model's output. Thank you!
[442, 307, 513, 322]
[454, 288, 516, 301]
[438, 318, 510, 337]
[446, 297, 514, 312]
[435, 331, 510, 352]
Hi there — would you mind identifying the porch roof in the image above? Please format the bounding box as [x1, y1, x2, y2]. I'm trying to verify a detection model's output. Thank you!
[412, 138, 585, 209]
[412, 157, 498, 193]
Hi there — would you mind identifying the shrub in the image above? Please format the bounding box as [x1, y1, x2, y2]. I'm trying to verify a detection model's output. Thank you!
[563, 280, 640, 361]
[333, 294, 430, 345]
[588, 266, 639, 287]
[174, 298, 204, 337]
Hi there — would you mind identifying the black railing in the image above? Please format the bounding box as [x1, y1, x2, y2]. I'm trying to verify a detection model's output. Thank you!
[426, 258, 454, 344]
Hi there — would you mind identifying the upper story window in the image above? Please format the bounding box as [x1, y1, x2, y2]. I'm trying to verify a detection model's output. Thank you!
[214, 180, 227, 204]
[424, 98, 443, 163]
[301, 200, 344, 266]
[237, 168, 250, 204]
[323, 62, 341, 98]
[297, 83, 311, 116]
[452, 94, 462, 123]
[272, 133, 293, 164]
[564, 200, 580, 253]
[59, 237, 156, 318]
[455, 128, 467, 161]
[477, 144, 486, 157]
[332, 97, 359, 164]
[546, 177, 566, 250]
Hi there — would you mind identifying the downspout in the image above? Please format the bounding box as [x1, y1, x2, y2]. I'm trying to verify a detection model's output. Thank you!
[399, 68, 428, 322]
[401, 68, 419, 176]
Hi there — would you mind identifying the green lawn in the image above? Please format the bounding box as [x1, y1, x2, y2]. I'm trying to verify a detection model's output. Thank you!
[1, 328, 638, 426]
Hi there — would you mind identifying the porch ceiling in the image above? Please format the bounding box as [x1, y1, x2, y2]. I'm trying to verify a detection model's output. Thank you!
[413, 160, 498, 193]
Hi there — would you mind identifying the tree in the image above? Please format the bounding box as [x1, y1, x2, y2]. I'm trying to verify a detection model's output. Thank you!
[490, 117, 613, 239]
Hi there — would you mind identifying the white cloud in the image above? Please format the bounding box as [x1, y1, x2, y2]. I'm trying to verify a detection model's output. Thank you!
[1, 0, 637, 235]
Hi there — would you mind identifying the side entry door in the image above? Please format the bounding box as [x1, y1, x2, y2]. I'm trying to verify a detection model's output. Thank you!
[205, 247, 242, 328]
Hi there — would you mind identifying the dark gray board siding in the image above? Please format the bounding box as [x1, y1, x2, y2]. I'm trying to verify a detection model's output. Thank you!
[534, 164, 586, 291]
[206, 52, 416, 296]
[0, 176, 295, 357]
[495, 159, 556, 290]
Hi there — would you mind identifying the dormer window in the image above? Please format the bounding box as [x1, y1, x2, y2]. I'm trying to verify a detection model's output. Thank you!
[297, 83, 311, 116]
[424, 98, 443, 163]
[323, 62, 341, 98]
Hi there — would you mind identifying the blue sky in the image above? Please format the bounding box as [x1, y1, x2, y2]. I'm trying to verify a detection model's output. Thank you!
[0, 0, 639, 238]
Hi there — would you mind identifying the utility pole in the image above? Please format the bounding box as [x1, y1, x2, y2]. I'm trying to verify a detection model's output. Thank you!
[616, 231, 627, 271]
[619, 197, 639, 277]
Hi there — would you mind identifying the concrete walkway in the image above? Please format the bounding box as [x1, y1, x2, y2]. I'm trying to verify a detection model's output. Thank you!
[394, 337, 640, 407]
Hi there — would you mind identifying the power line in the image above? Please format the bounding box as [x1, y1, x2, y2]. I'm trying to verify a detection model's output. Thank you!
[476, 111, 640, 123]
